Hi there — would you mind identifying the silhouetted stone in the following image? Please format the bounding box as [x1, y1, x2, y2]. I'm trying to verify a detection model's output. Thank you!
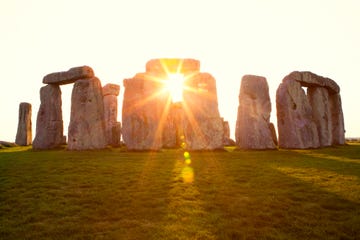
[43, 66, 94, 85]
[236, 75, 277, 149]
[68, 77, 106, 150]
[122, 73, 168, 150]
[162, 103, 185, 148]
[183, 73, 224, 150]
[103, 83, 121, 146]
[33, 85, 63, 149]
[15, 102, 32, 146]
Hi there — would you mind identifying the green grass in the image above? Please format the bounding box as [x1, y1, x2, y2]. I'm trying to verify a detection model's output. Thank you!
[0, 144, 359, 239]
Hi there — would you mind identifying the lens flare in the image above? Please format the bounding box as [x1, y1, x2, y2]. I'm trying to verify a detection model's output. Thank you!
[181, 166, 194, 183]
[165, 73, 184, 103]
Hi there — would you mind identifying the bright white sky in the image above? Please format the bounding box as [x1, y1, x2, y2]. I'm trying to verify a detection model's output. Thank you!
[1, 0, 359, 142]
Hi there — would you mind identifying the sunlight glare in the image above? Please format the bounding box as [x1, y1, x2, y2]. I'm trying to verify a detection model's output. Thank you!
[165, 73, 185, 103]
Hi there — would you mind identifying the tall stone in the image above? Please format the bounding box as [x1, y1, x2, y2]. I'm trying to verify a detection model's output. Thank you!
[68, 77, 106, 150]
[33, 85, 63, 149]
[122, 73, 168, 150]
[162, 103, 184, 148]
[276, 78, 319, 149]
[307, 87, 332, 147]
[15, 102, 32, 146]
[235, 75, 277, 149]
[329, 93, 345, 145]
[183, 73, 224, 150]
[103, 83, 121, 147]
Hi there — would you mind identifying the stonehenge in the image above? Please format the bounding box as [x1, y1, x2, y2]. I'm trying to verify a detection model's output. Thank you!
[122, 59, 225, 150]
[235, 75, 277, 149]
[27, 61, 345, 151]
[15, 102, 32, 146]
[276, 71, 345, 149]
[33, 66, 120, 150]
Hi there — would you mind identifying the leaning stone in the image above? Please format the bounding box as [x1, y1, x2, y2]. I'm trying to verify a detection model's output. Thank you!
[68, 77, 107, 150]
[235, 75, 277, 149]
[33, 85, 63, 149]
[15, 102, 32, 146]
[43, 66, 94, 85]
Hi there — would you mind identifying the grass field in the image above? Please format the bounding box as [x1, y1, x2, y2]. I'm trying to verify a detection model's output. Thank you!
[0, 144, 359, 239]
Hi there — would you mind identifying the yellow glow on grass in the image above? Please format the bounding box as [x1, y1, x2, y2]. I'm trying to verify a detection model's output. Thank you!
[165, 73, 185, 103]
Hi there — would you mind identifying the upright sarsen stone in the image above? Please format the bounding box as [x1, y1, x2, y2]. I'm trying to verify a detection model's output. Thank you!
[68, 77, 106, 150]
[183, 73, 224, 150]
[103, 83, 121, 146]
[15, 102, 32, 146]
[235, 75, 277, 149]
[33, 85, 63, 149]
[122, 73, 168, 150]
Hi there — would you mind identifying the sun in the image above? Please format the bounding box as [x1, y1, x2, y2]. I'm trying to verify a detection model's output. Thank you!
[164, 73, 185, 103]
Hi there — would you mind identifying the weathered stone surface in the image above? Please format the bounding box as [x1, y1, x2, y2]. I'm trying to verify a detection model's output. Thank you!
[183, 73, 224, 150]
[68, 77, 106, 150]
[103, 83, 120, 96]
[329, 93, 345, 145]
[43, 66, 94, 85]
[286, 71, 340, 93]
[103, 84, 121, 146]
[162, 103, 184, 148]
[277, 72, 345, 148]
[235, 75, 277, 149]
[15, 102, 32, 146]
[146, 58, 200, 74]
[33, 85, 63, 149]
[308, 87, 332, 147]
[122, 74, 168, 150]
[276, 78, 320, 149]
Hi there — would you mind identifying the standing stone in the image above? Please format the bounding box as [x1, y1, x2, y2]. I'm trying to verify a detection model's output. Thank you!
[329, 93, 345, 145]
[103, 83, 121, 146]
[68, 77, 106, 150]
[122, 73, 168, 150]
[307, 87, 332, 147]
[183, 73, 224, 150]
[235, 75, 277, 149]
[276, 78, 320, 149]
[15, 102, 32, 146]
[162, 103, 184, 148]
[33, 85, 64, 149]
